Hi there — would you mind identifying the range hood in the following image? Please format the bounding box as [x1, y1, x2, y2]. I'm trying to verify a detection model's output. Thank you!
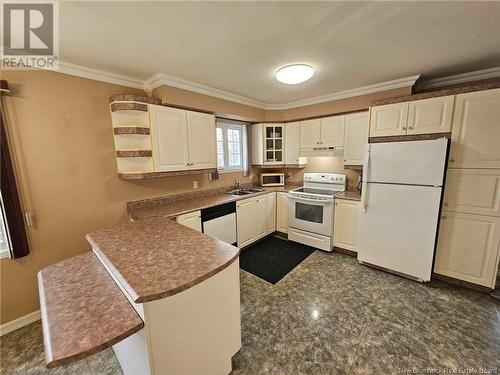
[300, 146, 344, 157]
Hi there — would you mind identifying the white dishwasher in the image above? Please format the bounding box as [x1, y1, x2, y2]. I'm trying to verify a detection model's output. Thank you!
[201, 202, 237, 245]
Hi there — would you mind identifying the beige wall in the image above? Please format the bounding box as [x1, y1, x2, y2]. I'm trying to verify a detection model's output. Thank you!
[0, 70, 257, 324]
[1, 70, 410, 324]
[264, 87, 412, 122]
[152, 85, 265, 122]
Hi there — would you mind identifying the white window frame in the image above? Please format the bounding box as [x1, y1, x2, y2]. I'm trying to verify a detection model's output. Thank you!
[0, 191, 12, 259]
[216, 121, 248, 173]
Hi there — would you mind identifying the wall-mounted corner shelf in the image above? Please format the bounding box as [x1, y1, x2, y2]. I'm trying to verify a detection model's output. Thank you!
[116, 150, 152, 158]
[111, 102, 149, 112]
[118, 168, 217, 180]
[113, 127, 150, 135]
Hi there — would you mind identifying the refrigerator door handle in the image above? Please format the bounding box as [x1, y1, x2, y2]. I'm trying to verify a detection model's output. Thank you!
[361, 181, 368, 212]
[363, 144, 371, 181]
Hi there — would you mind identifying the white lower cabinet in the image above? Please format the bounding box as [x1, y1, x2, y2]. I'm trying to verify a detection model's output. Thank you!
[255, 197, 267, 239]
[236, 195, 267, 248]
[434, 211, 500, 288]
[266, 192, 276, 235]
[176, 211, 202, 232]
[277, 192, 289, 233]
[333, 199, 360, 252]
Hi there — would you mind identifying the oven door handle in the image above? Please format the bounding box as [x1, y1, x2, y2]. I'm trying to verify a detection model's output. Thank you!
[288, 195, 333, 204]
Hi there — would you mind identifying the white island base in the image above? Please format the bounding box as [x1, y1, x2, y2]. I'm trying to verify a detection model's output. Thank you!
[104, 258, 241, 375]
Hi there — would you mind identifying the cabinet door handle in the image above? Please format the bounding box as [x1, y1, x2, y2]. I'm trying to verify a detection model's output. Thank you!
[408, 125, 413, 129]
[449, 159, 455, 163]
[443, 203, 449, 206]
[442, 216, 447, 219]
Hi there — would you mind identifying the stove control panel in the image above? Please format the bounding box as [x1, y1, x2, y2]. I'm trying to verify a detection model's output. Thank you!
[303, 173, 346, 184]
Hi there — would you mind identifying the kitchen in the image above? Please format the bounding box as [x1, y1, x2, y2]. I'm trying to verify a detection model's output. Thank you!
[1, 2, 500, 375]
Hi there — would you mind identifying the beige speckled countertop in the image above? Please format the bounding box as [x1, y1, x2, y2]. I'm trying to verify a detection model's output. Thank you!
[128, 184, 301, 220]
[335, 190, 362, 201]
[86, 216, 240, 303]
[38, 252, 144, 368]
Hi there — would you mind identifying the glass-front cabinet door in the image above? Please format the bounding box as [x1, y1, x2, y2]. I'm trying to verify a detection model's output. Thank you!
[264, 124, 284, 164]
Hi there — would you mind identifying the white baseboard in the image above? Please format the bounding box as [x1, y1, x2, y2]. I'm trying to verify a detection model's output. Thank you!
[0, 310, 41, 336]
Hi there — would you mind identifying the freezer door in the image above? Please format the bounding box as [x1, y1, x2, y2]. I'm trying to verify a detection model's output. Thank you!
[363, 138, 447, 186]
[357, 183, 442, 281]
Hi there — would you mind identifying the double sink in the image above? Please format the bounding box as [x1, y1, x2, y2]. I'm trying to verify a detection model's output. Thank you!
[226, 188, 265, 196]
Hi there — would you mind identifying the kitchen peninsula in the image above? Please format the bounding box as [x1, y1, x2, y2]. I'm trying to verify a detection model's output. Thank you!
[38, 216, 241, 375]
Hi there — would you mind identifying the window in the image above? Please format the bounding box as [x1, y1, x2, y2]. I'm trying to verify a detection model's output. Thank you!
[216, 121, 247, 172]
[0, 192, 11, 259]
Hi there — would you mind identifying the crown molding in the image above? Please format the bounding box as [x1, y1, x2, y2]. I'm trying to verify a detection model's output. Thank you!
[57, 61, 145, 90]
[264, 75, 421, 110]
[42, 62, 420, 110]
[419, 67, 500, 90]
[143, 73, 267, 109]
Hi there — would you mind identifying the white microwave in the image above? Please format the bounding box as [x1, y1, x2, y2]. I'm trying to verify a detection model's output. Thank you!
[260, 173, 285, 187]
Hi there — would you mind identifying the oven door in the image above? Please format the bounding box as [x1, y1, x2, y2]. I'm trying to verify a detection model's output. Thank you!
[287, 195, 333, 236]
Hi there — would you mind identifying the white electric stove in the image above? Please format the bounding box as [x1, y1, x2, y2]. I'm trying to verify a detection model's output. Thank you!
[288, 173, 346, 251]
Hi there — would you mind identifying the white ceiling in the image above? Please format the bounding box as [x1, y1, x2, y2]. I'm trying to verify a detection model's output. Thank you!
[60, 1, 500, 105]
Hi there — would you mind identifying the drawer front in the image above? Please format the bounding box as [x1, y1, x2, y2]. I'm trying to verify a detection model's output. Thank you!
[443, 169, 500, 217]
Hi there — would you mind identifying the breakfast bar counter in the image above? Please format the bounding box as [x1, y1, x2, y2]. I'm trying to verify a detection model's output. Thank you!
[38, 216, 242, 375]
[86, 216, 240, 303]
[37, 252, 144, 368]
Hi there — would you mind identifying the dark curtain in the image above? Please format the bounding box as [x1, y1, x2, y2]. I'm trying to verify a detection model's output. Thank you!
[1, 97, 30, 259]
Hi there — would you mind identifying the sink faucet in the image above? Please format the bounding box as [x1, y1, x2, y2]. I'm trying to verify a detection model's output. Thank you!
[234, 180, 240, 189]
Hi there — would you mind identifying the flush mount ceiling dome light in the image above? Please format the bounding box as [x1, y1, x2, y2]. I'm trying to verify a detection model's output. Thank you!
[275, 64, 314, 84]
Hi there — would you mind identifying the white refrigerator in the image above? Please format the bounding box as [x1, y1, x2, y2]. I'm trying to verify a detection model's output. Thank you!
[357, 138, 448, 282]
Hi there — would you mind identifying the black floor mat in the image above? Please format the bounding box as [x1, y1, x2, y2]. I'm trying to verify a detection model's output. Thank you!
[239, 236, 315, 284]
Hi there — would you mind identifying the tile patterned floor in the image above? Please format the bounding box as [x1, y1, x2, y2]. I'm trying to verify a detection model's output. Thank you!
[1, 250, 499, 374]
[233, 250, 500, 374]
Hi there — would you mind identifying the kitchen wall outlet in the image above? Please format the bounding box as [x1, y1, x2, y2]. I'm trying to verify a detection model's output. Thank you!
[193, 181, 198, 189]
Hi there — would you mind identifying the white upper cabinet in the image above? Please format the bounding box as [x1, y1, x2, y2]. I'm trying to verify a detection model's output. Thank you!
[299, 119, 321, 148]
[150, 106, 216, 172]
[299, 116, 345, 148]
[251, 123, 264, 165]
[285, 121, 301, 164]
[369, 102, 408, 137]
[186, 111, 216, 170]
[264, 124, 284, 164]
[434, 211, 500, 288]
[320, 116, 345, 147]
[150, 106, 190, 172]
[407, 95, 454, 135]
[443, 169, 500, 217]
[343, 112, 369, 165]
[449, 88, 500, 169]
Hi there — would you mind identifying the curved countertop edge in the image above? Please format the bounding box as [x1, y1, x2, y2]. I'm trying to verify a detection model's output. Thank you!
[134, 251, 240, 303]
[45, 322, 144, 368]
[37, 252, 144, 368]
[85, 218, 241, 304]
[88, 236, 240, 304]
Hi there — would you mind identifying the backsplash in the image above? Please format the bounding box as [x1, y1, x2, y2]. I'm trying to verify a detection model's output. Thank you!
[259, 156, 361, 190]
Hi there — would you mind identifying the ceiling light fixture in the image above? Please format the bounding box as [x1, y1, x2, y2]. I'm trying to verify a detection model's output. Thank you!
[275, 64, 314, 85]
